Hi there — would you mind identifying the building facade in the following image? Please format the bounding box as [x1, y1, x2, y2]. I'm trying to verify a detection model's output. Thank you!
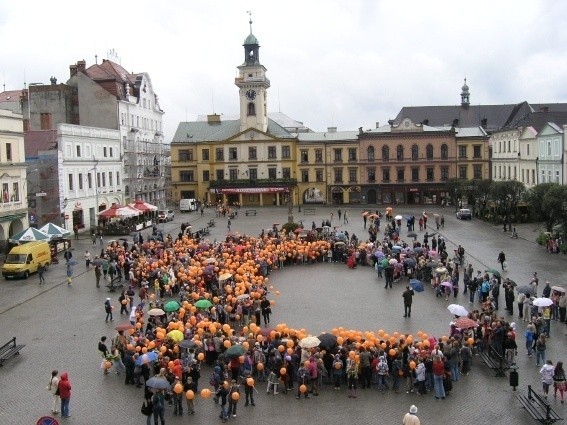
[537, 123, 565, 185]
[518, 126, 538, 188]
[0, 109, 28, 249]
[455, 127, 490, 181]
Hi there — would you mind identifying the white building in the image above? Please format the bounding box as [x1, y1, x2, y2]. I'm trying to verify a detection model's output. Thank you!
[491, 127, 520, 181]
[537, 122, 564, 185]
[0, 109, 28, 244]
[518, 126, 538, 188]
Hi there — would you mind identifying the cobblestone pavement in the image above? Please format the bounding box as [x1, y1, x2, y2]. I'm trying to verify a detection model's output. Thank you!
[0, 206, 565, 424]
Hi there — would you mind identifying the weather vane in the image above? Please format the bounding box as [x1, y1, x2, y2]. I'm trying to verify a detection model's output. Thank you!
[247, 10, 253, 33]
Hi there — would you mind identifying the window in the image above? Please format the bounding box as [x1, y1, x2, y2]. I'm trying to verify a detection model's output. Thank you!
[441, 166, 449, 181]
[348, 148, 357, 162]
[349, 169, 357, 183]
[426, 144, 433, 160]
[268, 167, 277, 179]
[248, 146, 257, 160]
[203, 170, 210, 182]
[109, 147, 113, 158]
[556, 170, 560, 183]
[179, 149, 193, 161]
[215, 148, 224, 161]
[382, 168, 390, 182]
[459, 166, 467, 179]
[508, 140, 511, 152]
[282, 146, 291, 159]
[473, 145, 481, 158]
[532, 170, 535, 184]
[458, 146, 467, 159]
[11, 182, 19, 201]
[396, 145, 404, 160]
[76, 173, 83, 190]
[441, 144, 448, 160]
[334, 149, 342, 162]
[315, 170, 323, 182]
[411, 144, 419, 160]
[315, 149, 323, 163]
[382, 145, 389, 161]
[116, 172, 120, 186]
[282, 167, 291, 179]
[365, 168, 374, 183]
[6, 143, 12, 161]
[301, 170, 309, 182]
[334, 169, 343, 183]
[268, 146, 276, 159]
[426, 167, 434, 181]
[202, 149, 209, 161]
[411, 167, 419, 181]
[473, 165, 482, 179]
[87, 173, 93, 189]
[68, 174, 74, 191]
[526, 144, 530, 156]
[300, 150, 309, 163]
[76, 145, 81, 157]
[229, 148, 238, 160]
[102, 173, 106, 187]
[547, 141, 551, 156]
[103, 147, 107, 157]
[229, 169, 238, 181]
[397, 168, 404, 182]
[247, 102, 256, 116]
[249, 168, 257, 180]
[367, 146, 375, 161]
[216, 169, 224, 180]
[180, 171, 194, 182]
[109, 172, 114, 187]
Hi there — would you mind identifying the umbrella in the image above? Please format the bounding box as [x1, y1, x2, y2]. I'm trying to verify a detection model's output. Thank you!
[135, 351, 159, 365]
[164, 300, 181, 312]
[293, 228, 304, 234]
[410, 279, 424, 293]
[179, 340, 198, 349]
[486, 268, 501, 277]
[402, 247, 414, 254]
[115, 323, 135, 331]
[92, 258, 108, 267]
[440, 281, 453, 288]
[317, 333, 338, 349]
[224, 344, 246, 358]
[455, 317, 477, 329]
[219, 273, 232, 281]
[195, 299, 213, 309]
[404, 258, 417, 267]
[388, 258, 398, 265]
[148, 308, 166, 316]
[167, 330, 184, 342]
[336, 233, 347, 241]
[516, 285, 533, 295]
[447, 304, 468, 316]
[9, 227, 51, 243]
[204, 265, 215, 275]
[334, 241, 346, 246]
[394, 215, 403, 220]
[38, 222, 71, 239]
[532, 298, 553, 307]
[414, 247, 424, 253]
[99, 204, 141, 218]
[426, 261, 438, 268]
[435, 267, 447, 274]
[407, 232, 418, 238]
[374, 251, 385, 258]
[551, 286, 566, 293]
[433, 213, 440, 218]
[204, 258, 216, 264]
[299, 336, 321, 349]
[236, 294, 250, 301]
[146, 376, 170, 389]
[392, 245, 402, 251]
[128, 199, 158, 212]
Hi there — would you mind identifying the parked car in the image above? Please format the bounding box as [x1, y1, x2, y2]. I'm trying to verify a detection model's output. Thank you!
[456, 208, 472, 220]
[158, 209, 175, 222]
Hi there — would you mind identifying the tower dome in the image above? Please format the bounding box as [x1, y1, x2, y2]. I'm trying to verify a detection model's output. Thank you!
[460, 78, 470, 107]
[244, 33, 259, 45]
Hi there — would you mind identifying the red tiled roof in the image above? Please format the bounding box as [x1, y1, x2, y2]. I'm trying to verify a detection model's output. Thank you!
[24, 130, 58, 159]
[86, 59, 137, 85]
[0, 90, 23, 102]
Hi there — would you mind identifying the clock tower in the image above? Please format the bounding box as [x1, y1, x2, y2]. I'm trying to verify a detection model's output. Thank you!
[235, 17, 270, 133]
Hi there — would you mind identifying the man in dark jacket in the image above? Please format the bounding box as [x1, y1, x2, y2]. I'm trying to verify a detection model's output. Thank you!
[123, 350, 135, 385]
[402, 286, 415, 318]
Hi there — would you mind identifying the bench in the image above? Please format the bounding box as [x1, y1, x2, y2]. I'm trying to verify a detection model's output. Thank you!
[0, 337, 25, 367]
[245, 210, 257, 216]
[207, 219, 216, 227]
[516, 385, 562, 424]
[479, 344, 510, 377]
[303, 208, 316, 215]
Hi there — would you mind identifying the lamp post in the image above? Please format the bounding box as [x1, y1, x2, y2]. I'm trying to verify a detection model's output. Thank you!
[89, 161, 99, 232]
[61, 197, 68, 229]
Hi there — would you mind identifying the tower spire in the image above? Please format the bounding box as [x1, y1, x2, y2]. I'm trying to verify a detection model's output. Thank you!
[247, 10, 253, 34]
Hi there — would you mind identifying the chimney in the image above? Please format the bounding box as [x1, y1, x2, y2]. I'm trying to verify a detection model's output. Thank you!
[376, 122, 379, 128]
[69, 64, 78, 78]
[388, 119, 394, 126]
[77, 60, 86, 74]
[40, 113, 52, 130]
[327, 126, 337, 133]
[481, 118, 487, 129]
[207, 114, 221, 124]
[422, 119, 429, 126]
[452, 119, 459, 127]
[540, 106, 549, 112]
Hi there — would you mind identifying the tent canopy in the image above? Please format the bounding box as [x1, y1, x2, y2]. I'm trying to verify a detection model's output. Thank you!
[9, 227, 51, 243]
[99, 204, 141, 219]
[38, 222, 71, 238]
[129, 200, 158, 212]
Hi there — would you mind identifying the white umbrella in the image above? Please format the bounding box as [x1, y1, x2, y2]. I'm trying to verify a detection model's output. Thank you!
[532, 298, 553, 307]
[148, 308, 166, 316]
[389, 258, 398, 265]
[551, 286, 565, 293]
[394, 215, 403, 220]
[447, 304, 469, 317]
[299, 336, 321, 349]
[435, 267, 447, 274]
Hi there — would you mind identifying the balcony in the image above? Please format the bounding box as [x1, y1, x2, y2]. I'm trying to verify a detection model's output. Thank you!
[333, 159, 343, 163]
[209, 178, 296, 189]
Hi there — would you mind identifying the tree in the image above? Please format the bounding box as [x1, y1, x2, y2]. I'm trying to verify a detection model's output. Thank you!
[444, 178, 467, 211]
[524, 183, 559, 231]
[542, 185, 567, 237]
[489, 180, 526, 222]
[469, 179, 492, 218]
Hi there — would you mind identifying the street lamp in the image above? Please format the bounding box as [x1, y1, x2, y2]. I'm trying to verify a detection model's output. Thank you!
[62, 197, 68, 229]
[89, 161, 99, 231]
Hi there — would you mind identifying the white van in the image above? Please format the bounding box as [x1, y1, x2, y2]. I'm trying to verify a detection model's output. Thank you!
[180, 199, 198, 212]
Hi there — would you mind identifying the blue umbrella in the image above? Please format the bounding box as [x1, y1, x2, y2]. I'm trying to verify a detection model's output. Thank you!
[404, 258, 417, 267]
[374, 251, 385, 258]
[410, 279, 424, 292]
[146, 376, 169, 389]
[414, 247, 424, 254]
[392, 246, 402, 251]
[135, 351, 159, 366]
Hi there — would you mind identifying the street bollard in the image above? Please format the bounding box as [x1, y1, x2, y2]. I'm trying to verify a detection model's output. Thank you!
[509, 366, 519, 391]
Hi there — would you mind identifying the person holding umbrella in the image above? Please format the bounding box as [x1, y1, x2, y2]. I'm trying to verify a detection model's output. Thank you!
[403, 286, 415, 318]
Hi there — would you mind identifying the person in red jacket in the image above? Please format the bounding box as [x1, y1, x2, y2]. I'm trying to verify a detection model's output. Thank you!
[57, 372, 72, 417]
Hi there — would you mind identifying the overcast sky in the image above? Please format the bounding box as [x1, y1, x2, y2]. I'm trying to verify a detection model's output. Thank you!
[1, 0, 567, 141]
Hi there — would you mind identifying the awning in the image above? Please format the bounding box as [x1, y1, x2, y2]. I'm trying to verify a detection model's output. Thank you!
[210, 187, 289, 194]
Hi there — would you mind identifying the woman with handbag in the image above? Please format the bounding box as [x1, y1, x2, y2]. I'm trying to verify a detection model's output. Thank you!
[47, 370, 60, 414]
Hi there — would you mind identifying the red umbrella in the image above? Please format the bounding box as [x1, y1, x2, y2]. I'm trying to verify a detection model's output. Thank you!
[99, 204, 141, 218]
[115, 323, 135, 331]
[293, 228, 304, 234]
[129, 200, 158, 212]
[455, 317, 477, 329]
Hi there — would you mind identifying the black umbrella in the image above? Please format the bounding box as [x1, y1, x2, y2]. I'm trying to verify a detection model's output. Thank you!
[179, 340, 198, 349]
[516, 285, 533, 295]
[407, 232, 418, 238]
[317, 333, 338, 349]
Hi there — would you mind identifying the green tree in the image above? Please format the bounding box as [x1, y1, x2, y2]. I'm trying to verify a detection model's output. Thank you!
[524, 183, 560, 231]
[489, 180, 526, 222]
[469, 179, 492, 218]
[542, 185, 567, 237]
[444, 178, 467, 211]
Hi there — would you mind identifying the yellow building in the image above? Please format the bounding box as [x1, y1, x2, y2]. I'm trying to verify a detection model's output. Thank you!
[171, 25, 299, 207]
[455, 127, 490, 180]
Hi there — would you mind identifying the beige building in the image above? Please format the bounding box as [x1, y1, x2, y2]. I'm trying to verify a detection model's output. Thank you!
[455, 127, 490, 181]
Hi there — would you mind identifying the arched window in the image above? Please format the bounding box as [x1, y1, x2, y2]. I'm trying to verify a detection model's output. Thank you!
[382, 145, 389, 161]
[396, 145, 404, 160]
[426, 144, 433, 160]
[367, 146, 375, 161]
[411, 144, 419, 160]
[441, 144, 448, 160]
[247, 102, 256, 116]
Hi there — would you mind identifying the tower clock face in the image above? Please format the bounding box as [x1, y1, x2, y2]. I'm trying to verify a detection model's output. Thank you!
[245, 89, 256, 100]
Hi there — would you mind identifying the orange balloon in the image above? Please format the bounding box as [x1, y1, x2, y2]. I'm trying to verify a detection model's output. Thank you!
[185, 390, 195, 400]
[173, 383, 183, 394]
[467, 337, 475, 345]
[246, 377, 254, 386]
[256, 362, 264, 371]
[389, 349, 396, 357]
[223, 340, 231, 348]
[197, 352, 205, 361]
[280, 367, 287, 375]
[299, 384, 307, 393]
[200, 388, 212, 398]
[231, 392, 240, 401]
[104, 361, 112, 369]
[278, 345, 285, 352]
[409, 361, 416, 370]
